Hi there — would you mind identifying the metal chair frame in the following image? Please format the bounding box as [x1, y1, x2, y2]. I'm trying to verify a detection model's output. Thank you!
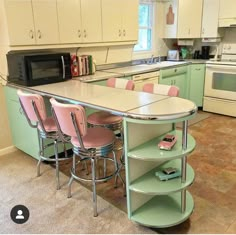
[18, 97, 70, 190]
[51, 106, 121, 217]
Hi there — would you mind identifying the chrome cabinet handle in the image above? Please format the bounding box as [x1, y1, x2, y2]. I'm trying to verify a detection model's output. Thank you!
[123, 29, 126, 36]
[29, 30, 34, 39]
[119, 29, 122, 37]
[61, 56, 65, 79]
[84, 30, 87, 38]
[37, 30, 42, 39]
[78, 30, 81, 38]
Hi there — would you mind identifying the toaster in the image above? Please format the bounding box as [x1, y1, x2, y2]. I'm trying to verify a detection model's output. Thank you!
[167, 50, 180, 61]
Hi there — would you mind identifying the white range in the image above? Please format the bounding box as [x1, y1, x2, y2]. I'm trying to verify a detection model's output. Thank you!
[204, 43, 236, 117]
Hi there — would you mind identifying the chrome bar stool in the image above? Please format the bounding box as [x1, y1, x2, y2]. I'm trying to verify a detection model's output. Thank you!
[17, 90, 71, 190]
[87, 78, 135, 189]
[50, 97, 120, 217]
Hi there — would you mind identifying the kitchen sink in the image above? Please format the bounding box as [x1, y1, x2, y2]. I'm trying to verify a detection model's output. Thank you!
[143, 61, 187, 68]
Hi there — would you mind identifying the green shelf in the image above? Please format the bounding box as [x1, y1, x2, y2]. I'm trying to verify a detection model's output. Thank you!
[128, 130, 195, 161]
[129, 159, 194, 194]
[131, 191, 194, 228]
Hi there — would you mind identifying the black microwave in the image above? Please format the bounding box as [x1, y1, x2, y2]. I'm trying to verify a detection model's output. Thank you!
[7, 52, 72, 86]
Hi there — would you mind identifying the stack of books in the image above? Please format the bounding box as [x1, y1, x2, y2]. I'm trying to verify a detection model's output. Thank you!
[71, 54, 95, 77]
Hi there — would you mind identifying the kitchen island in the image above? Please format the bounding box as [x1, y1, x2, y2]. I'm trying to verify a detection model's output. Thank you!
[6, 80, 197, 228]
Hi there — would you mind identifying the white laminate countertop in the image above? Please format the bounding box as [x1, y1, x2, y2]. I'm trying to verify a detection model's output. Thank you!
[13, 80, 197, 120]
[73, 60, 206, 83]
[100, 61, 189, 77]
[72, 71, 121, 82]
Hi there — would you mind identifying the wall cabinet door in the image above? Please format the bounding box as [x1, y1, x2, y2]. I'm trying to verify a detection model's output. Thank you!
[201, 0, 221, 38]
[57, 0, 102, 44]
[80, 0, 102, 43]
[121, 0, 139, 41]
[189, 64, 205, 107]
[4, 0, 59, 45]
[4, 0, 36, 45]
[162, 0, 178, 38]
[102, 0, 138, 42]
[219, 0, 236, 19]
[32, 0, 59, 45]
[177, 0, 203, 38]
[57, 0, 82, 43]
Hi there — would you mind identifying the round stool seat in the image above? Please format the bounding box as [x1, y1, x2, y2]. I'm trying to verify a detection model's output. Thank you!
[88, 111, 122, 125]
[71, 127, 115, 148]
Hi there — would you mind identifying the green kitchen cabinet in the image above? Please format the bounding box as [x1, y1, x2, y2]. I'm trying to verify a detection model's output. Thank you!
[159, 65, 188, 99]
[4, 87, 39, 159]
[188, 64, 205, 107]
[4, 86, 70, 160]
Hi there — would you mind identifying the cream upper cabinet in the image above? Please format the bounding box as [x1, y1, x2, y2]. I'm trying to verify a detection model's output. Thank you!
[4, 0, 36, 45]
[3, 0, 59, 46]
[57, 0, 102, 43]
[177, 0, 203, 38]
[31, 0, 59, 45]
[162, 0, 178, 38]
[219, 0, 236, 19]
[101, 0, 138, 42]
[201, 0, 221, 38]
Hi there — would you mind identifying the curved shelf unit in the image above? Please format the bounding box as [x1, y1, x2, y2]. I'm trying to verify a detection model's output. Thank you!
[129, 159, 195, 195]
[131, 191, 194, 228]
[123, 110, 196, 228]
[128, 130, 195, 161]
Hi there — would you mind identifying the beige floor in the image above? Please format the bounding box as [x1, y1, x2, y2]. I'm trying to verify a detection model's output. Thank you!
[0, 150, 155, 234]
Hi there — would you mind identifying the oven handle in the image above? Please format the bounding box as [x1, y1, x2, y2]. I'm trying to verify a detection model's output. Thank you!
[61, 56, 65, 79]
[206, 64, 236, 70]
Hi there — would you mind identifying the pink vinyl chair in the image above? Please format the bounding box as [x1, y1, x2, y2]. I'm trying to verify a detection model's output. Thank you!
[142, 83, 179, 97]
[17, 90, 70, 190]
[50, 98, 120, 217]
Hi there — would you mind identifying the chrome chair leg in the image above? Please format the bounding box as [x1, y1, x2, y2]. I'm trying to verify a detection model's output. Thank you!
[37, 137, 44, 177]
[67, 176, 74, 198]
[72, 153, 76, 173]
[103, 158, 107, 178]
[37, 158, 42, 177]
[91, 158, 98, 217]
[54, 140, 60, 190]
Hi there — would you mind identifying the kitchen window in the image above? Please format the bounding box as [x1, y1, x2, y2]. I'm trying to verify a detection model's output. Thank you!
[134, 1, 154, 52]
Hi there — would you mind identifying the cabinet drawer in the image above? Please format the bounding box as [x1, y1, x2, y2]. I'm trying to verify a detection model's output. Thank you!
[191, 64, 205, 72]
[161, 66, 188, 78]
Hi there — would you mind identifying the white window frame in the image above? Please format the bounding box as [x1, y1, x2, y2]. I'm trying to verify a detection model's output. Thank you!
[133, 0, 157, 60]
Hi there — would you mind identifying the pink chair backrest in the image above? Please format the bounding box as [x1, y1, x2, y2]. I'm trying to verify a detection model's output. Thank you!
[50, 98, 87, 138]
[107, 78, 135, 90]
[142, 83, 179, 97]
[17, 89, 47, 121]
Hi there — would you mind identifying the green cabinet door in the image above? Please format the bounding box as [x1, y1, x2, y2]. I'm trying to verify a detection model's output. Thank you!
[189, 64, 205, 107]
[159, 66, 188, 98]
[4, 87, 40, 159]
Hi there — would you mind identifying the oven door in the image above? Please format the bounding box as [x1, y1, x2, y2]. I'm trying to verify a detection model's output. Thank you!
[204, 64, 236, 101]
